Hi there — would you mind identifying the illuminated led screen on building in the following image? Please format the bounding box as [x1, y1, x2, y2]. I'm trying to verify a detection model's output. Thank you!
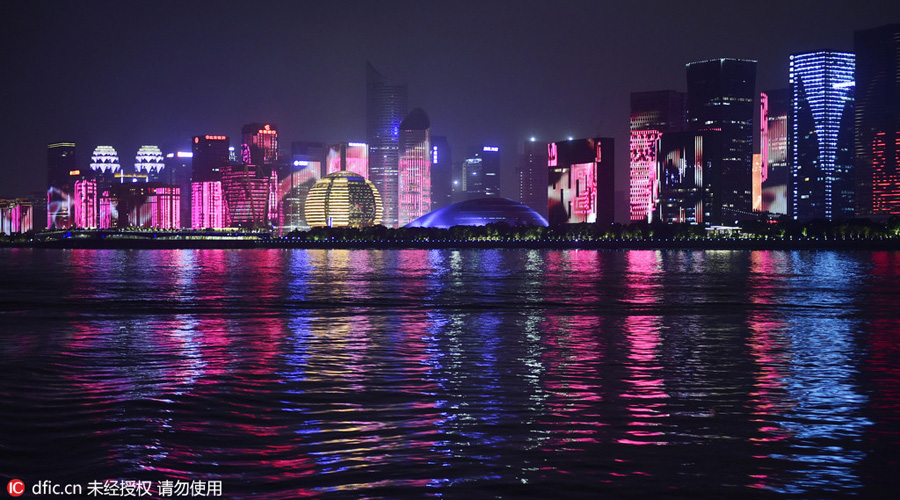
[547, 138, 614, 226]
[326, 143, 369, 178]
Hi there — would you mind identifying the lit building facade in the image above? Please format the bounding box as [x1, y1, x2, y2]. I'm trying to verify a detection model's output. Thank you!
[164, 151, 193, 228]
[73, 179, 98, 228]
[760, 89, 790, 215]
[366, 62, 408, 228]
[135, 145, 165, 182]
[790, 51, 855, 220]
[191, 135, 229, 228]
[46, 142, 78, 229]
[463, 146, 501, 200]
[326, 143, 369, 178]
[0, 199, 33, 235]
[686, 59, 757, 223]
[241, 123, 279, 166]
[430, 135, 453, 211]
[547, 137, 615, 226]
[629, 90, 686, 221]
[191, 181, 224, 229]
[99, 184, 180, 229]
[276, 141, 326, 233]
[854, 24, 900, 217]
[518, 138, 549, 218]
[304, 171, 383, 228]
[221, 164, 276, 229]
[656, 131, 723, 224]
[90, 145, 121, 186]
[398, 108, 431, 226]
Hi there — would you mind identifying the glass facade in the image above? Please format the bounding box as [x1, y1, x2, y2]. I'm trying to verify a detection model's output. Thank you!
[366, 62, 408, 228]
[629, 91, 686, 222]
[854, 24, 900, 217]
[686, 59, 757, 224]
[790, 51, 855, 220]
[398, 108, 431, 227]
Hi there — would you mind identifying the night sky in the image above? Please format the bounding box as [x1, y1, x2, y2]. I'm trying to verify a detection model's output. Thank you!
[2, 0, 898, 218]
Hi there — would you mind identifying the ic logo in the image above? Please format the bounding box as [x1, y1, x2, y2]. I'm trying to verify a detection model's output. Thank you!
[7, 479, 25, 497]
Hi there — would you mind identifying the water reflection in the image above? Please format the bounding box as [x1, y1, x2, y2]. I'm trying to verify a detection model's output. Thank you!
[0, 248, 897, 498]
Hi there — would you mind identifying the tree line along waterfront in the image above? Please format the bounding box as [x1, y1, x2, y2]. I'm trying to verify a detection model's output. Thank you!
[4, 217, 900, 250]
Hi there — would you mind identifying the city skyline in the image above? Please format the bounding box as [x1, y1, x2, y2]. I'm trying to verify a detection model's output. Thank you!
[2, 1, 899, 221]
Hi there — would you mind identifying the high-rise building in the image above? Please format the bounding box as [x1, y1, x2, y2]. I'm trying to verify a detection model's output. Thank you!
[90, 146, 122, 187]
[760, 89, 791, 216]
[135, 145, 165, 182]
[854, 24, 900, 217]
[686, 58, 757, 223]
[163, 151, 193, 228]
[398, 108, 431, 226]
[518, 138, 549, 217]
[191, 135, 228, 229]
[463, 146, 501, 200]
[366, 62, 408, 228]
[629, 90, 687, 221]
[241, 123, 279, 166]
[221, 164, 276, 229]
[547, 137, 615, 226]
[655, 131, 723, 224]
[46, 142, 78, 229]
[790, 51, 856, 221]
[430, 135, 452, 211]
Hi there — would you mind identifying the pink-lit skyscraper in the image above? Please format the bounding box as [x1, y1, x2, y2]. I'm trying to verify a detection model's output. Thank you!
[191, 135, 228, 229]
[398, 108, 431, 227]
[367, 62, 408, 228]
[629, 91, 686, 222]
[241, 123, 279, 166]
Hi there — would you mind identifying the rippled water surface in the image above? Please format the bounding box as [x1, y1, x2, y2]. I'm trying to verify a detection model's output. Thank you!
[1, 248, 899, 498]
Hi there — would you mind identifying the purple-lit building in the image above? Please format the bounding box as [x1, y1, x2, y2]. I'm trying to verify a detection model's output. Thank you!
[46, 142, 80, 229]
[99, 183, 180, 229]
[0, 199, 33, 235]
[518, 138, 549, 218]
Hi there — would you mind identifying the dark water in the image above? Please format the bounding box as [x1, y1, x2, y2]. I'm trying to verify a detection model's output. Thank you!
[1, 248, 898, 499]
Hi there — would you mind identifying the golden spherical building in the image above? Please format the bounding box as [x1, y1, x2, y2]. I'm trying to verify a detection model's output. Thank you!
[304, 171, 383, 227]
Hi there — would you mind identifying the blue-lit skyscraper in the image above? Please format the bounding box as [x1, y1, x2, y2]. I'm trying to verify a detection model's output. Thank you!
[366, 62, 408, 228]
[790, 51, 855, 220]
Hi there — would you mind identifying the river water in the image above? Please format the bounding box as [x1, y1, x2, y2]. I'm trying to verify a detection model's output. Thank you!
[1, 248, 898, 499]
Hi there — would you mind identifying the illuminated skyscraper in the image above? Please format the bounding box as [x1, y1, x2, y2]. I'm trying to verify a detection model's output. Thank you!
[222, 164, 276, 229]
[854, 24, 900, 217]
[790, 51, 855, 221]
[191, 135, 228, 229]
[46, 142, 78, 229]
[164, 151, 193, 228]
[629, 90, 687, 221]
[686, 58, 757, 223]
[366, 62, 408, 228]
[241, 123, 279, 166]
[547, 137, 615, 226]
[134, 145, 165, 182]
[655, 131, 723, 224]
[518, 138, 549, 217]
[398, 108, 431, 226]
[90, 145, 121, 186]
[430, 135, 452, 211]
[760, 89, 790, 215]
[463, 146, 501, 200]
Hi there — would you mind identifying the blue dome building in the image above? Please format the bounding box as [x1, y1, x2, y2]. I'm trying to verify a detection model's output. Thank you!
[405, 197, 548, 228]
